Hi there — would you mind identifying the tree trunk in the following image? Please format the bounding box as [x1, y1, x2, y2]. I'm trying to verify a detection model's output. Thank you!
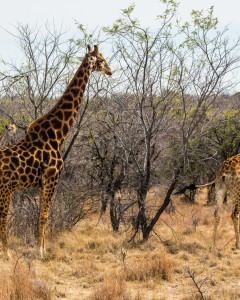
[109, 193, 120, 232]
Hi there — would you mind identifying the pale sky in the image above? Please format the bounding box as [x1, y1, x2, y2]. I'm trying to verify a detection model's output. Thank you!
[0, 0, 240, 61]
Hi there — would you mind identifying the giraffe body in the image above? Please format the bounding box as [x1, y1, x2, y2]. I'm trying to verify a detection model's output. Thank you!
[0, 45, 112, 258]
[196, 154, 240, 249]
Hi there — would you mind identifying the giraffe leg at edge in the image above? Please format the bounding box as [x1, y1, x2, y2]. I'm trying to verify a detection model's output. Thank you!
[212, 180, 227, 250]
[0, 193, 12, 259]
[231, 203, 240, 249]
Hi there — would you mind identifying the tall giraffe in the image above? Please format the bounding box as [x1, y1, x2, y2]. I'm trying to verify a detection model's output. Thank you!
[0, 124, 17, 149]
[176, 155, 240, 250]
[0, 45, 112, 258]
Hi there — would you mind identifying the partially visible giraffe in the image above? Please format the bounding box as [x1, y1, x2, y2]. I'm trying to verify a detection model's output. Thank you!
[0, 124, 17, 149]
[176, 154, 240, 250]
[0, 45, 112, 258]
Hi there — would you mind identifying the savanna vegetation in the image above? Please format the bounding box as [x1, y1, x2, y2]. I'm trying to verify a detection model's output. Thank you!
[0, 1, 240, 298]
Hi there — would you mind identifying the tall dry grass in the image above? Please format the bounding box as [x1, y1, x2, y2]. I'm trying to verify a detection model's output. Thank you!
[0, 258, 53, 300]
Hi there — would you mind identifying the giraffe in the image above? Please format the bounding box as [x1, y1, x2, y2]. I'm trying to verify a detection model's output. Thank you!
[176, 154, 240, 250]
[0, 45, 112, 258]
[0, 124, 17, 149]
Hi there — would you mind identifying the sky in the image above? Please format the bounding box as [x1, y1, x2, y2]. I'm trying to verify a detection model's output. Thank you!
[0, 0, 240, 85]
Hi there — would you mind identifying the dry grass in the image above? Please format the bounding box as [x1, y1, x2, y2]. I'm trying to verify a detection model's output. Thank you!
[0, 187, 240, 299]
[125, 250, 173, 282]
[0, 257, 52, 300]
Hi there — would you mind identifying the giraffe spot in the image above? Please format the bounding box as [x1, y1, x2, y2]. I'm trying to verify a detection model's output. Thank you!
[33, 140, 44, 148]
[30, 132, 38, 141]
[72, 78, 78, 86]
[50, 159, 56, 166]
[26, 135, 31, 142]
[29, 147, 36, 154]
[49, 140, 58, 150]
[29, 175, 35, 183]
[64, 111, 72, 121]
[39, 130, 48, 142]
[2, 158, 9, 164]
[69, 118, 74, 127]
[74, 100, 79, 108]
[23, 152, 30, 158]
[42, 121, 50, 130]
[57, 160, 63, 169]
[9, 163, 15, 171]
[19, 167, 24, 174]
[71, 88, 79, 97]
[11, 157, 19, 167]
[43, 151, 50, 163]
[80, 91, 83, 97]
[32, 168, 37, 175]
[51, 119, 62, 129]
[34, 125, 41, 132]
[47, 128, 56, 140]
[25, 167, 31, 174]
[55, 111, 63, 120]
[3, 149, 11, 156]
[35, 150, 42, 160]
[84, 75, 88, 82]
[77, 70, 84, 78]
[20, 175, 27, 182]
[61, 103, 72, 110]
[45, 144, 51, 151]
[63, 124, 68, 136]
[81, 83, 86, 90]
[33, 161, 39, 168]
[26, 156, 34, 167]
[57, 131, 62, 140]
[19, 155, 25, 161]
[51, 151, 56, 158]
[64, 94, 73, 102]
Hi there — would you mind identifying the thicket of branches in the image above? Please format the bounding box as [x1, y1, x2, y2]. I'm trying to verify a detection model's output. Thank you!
[1, 0, 240, 242]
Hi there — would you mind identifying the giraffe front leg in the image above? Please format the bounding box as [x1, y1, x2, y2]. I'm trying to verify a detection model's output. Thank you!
[38, 183, 56, 258]
[0, 194, 12, 259]
[231, 204, 240, 249]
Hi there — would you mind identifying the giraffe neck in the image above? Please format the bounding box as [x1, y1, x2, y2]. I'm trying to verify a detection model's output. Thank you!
[27, 61, 92, 148]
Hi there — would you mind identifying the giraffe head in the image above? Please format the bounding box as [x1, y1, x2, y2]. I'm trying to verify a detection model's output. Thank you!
[79, 45, 112, 76]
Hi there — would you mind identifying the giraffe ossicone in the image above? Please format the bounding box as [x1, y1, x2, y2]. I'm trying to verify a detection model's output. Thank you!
[0, 45, 112, 259]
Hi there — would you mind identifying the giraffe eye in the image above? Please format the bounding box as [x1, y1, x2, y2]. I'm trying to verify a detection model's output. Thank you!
[99, 59, 104, 63]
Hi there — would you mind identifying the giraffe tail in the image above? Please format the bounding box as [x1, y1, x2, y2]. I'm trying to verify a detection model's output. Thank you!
[174, 178, 218, 195]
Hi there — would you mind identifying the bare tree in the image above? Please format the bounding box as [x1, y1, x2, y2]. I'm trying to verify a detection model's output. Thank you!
[0, 23, 79, 129]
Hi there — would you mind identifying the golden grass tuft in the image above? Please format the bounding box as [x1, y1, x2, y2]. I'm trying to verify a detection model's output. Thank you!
[0, 258, 53, 300]
[125, 250, 173, 282]
[90, 270, 146, 300]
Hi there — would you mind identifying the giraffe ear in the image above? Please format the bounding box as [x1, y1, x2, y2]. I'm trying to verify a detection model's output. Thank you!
[77, 57, 85, 62]
[87, 45, 92, 53]
[94, 45, 99, 55]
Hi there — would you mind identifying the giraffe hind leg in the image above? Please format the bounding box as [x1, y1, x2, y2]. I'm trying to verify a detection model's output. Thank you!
[38, 174, 58, 258]
[212, 180, 227, 248]
[231, 202, 240, 249]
